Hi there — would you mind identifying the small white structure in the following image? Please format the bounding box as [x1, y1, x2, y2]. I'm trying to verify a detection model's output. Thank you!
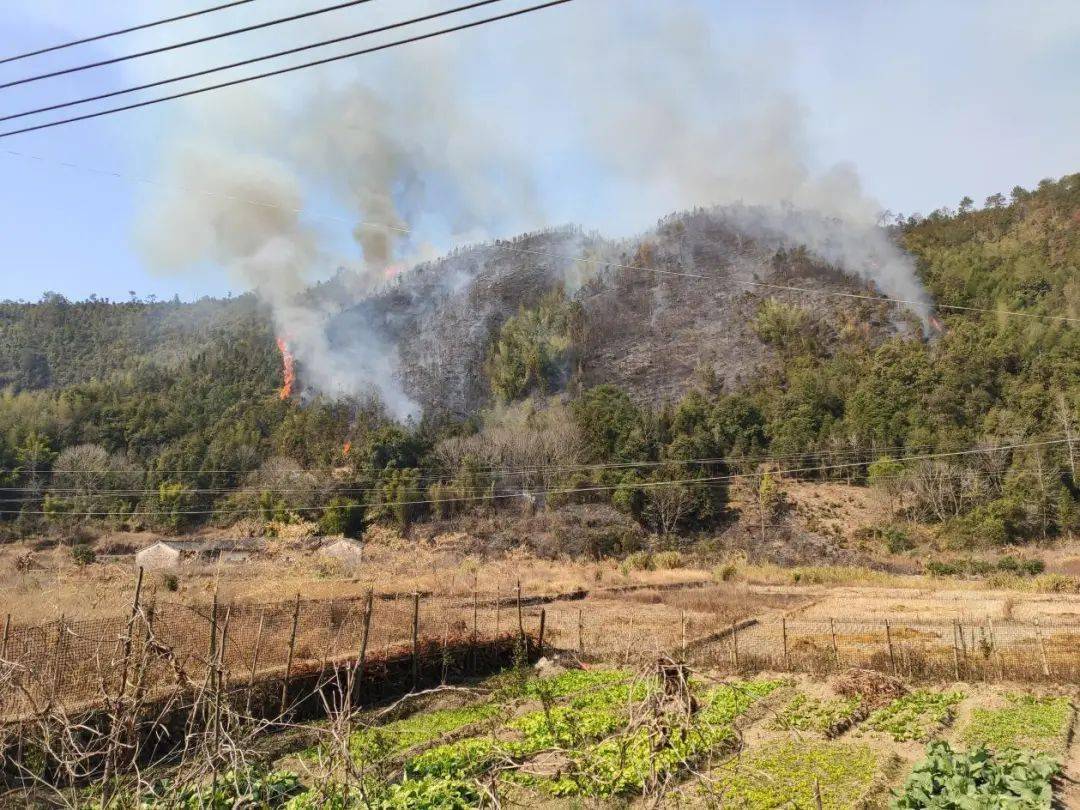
[320, 537, 364, 567]
[135, 539, 261, 571]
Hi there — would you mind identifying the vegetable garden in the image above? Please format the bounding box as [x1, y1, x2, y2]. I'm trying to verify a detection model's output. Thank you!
[70, 663, 1075, 808]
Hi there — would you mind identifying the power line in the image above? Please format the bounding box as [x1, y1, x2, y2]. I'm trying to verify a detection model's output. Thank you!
[0, 437, 1067, 515]
[0, 440, 968, 479]
[0, 0, 380, 89]
[0, 0, 508, 125]
[0, 1, 260, 66]
[0, 0, 576, 139]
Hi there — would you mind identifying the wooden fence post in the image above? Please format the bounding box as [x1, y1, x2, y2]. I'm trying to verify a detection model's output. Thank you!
[51, 614, 67, 705]
[814, 777, 823, 810]
[1034, 619, 1050, 679]
[246, 609, 266, 717]
[280, 594, 300, 716]
[411, 592, 421, 690]
[680, 611, 687, 660]
[577, 608, 584, 658]
[495, 588, 501, 637]
[214, 606, 231, 760]
[118, 566, 144, 699]
[951, 620, 961, 680]
[781, 617, 790, 671]
[2, 613, 10, 660]
[958, 620, 969, 671]
[471, 585, 479, 673]
[731, 622, 740, 671]
[538, 609, 546, 657]
[885, 620, 896, 674]
[829, 618, 839, 669]
[351, 590, 373, 706]
[516, 580, 527, 658]
[988, 617, 1004, 681]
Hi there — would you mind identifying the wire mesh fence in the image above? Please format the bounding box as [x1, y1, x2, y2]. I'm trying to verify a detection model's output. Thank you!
[5, 585, 1080, 723]
[0, 583, 535, 722]
[692, 616, 1080, 683]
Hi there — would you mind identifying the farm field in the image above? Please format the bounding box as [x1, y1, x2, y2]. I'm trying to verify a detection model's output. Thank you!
[77, 665, 1078, 808]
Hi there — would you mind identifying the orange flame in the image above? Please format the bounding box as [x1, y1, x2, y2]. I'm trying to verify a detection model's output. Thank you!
[276, 336, 295, 400]
[929, 315, 946, 334]
[342, 441, 352, 457]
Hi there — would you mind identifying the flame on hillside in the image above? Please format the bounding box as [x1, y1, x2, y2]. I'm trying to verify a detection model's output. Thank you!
[276, 336, 296, 400]
[342, 441, 352, 457]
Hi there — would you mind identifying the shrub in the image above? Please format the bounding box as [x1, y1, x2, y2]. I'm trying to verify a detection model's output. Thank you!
[997, 555, 1045, 576]
[70, 543, 96, 566]
[162, 573, 179, 592]
[651, 550, 683, 569]
[1031, 573, 1080, 593]
[881, 524, 915, 553]
[317, 496, 363, 537]
[926, 560, 960, 577]
[714, 562, 739, 582]
[624, 550, 654, 571]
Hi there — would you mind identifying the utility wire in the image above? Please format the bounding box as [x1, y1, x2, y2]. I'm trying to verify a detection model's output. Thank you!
[0, 0, 575, 139]
[0, 1, 259, 66]
[0, 469, 976, 504]
[0, 0, 507, 125]
[0, 465, 1042, 503]
[0, 437, 1067, 515]
[0, 440, 968, 478]
[0, 0, 379, 89]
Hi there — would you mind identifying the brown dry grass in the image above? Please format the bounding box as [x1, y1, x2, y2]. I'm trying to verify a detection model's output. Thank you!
[0, 530, 709, 625]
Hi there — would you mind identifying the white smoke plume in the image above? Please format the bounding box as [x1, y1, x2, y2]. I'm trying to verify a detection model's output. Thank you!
[134, 0, 933, 418]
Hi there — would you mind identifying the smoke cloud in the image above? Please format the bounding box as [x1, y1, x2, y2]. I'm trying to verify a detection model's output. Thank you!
[135, 0, 932, 419]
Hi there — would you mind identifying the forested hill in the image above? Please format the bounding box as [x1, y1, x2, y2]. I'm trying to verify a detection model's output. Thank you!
[0, 294, 261, 392]
[0, 173, 1077, 548]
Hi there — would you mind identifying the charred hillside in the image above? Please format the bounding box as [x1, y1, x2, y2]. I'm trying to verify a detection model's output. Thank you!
[343, 207, 919, 416]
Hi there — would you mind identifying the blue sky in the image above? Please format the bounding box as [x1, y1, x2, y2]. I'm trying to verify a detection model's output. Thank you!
[1, 0, 1078, 302]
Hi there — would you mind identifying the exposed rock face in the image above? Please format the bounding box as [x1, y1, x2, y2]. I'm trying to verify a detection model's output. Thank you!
[333, 208, 916, 417]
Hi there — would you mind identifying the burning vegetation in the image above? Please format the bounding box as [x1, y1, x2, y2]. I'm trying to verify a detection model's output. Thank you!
[276, 336, 296, 400]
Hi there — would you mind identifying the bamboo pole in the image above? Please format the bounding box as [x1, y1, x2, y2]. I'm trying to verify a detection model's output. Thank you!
[1, 613, 10, 660]
[731, 622, 739, 670]
[680, 611, 687, 660]
[885, 620, 896, 674]
[280, 593, 301, 716]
